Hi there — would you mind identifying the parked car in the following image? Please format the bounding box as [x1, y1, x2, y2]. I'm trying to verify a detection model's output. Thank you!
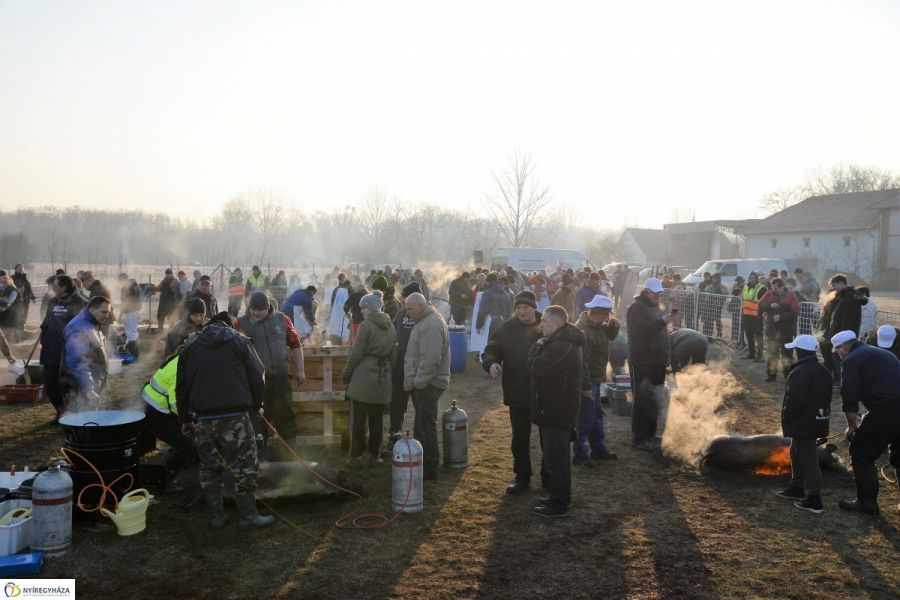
[682, 258, 793, 289]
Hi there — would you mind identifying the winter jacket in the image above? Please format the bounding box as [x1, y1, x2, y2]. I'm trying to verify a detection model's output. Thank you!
[481, 312, 543, 407]
[282, 289, 317, 326]
[157, 275, 181, 306]
[176, 322, 266, 422]
[669, 328, 708, 373]
[342, 311, 396, 404]
[382, 290, 401, 322]
[799, 276, 821, 303]
[758, 290, 800, 340]
[60, 308, 108, 395]
[39, 292, 86, 365]
[87, 280, 112, 301]
[817, 286, 868, 338]
[235, 310, 301, 376]
[575, 312, 619, 388]
[184, 289, 218, 319]
[838, 342, 900, 414]
[626, 293, 670, 367]
[551, 288, 576, 323]
[781, 355, 832, 439]
[863, 326, 900, 361]
[11, 272, 34, 303]
[163, 317, 203, 358]
[448, 277, 473, 309]
[392, 307, 416, 382]
[529, 322, 585, 430]
[575, 283, 598, 316]
[476, 282, 512, 332]
[119, 280, 143, 313]
[404, 306, 450, 391]
[344, 288, 367, 325]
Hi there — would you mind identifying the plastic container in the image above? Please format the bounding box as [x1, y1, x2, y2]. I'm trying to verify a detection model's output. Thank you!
[0, 468, 32, 491]
[605, 383, 632, 417]
[448, 326, 468, 374]
[0, 385, 44, 404]
[0, 551, 43, 576]
[0, 499, 33, 556]
[108, 358, 123, 375]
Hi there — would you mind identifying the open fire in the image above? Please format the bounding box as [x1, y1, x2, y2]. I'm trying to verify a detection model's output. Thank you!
[753, 445, 792, 476]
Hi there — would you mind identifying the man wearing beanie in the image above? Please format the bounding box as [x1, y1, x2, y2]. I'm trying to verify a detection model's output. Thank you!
[342, 290, 396, 464]
[161, 297, 208, 358]
[482, 290, 543, 493]
[234, 292, 306, 455]
[184, 275, 218, 319]
[177, 311, 273, 528]
[388, 282, 422, 443]
[551, 274, 577, 323]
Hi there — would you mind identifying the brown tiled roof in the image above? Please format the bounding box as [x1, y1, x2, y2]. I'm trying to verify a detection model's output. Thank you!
[741, 189, 900, 234]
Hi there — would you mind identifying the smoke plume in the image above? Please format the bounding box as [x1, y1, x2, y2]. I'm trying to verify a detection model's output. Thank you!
[661, 363, 741, 467]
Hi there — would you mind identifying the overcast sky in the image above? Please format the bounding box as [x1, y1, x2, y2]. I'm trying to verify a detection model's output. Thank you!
[2, 0, 899, 230]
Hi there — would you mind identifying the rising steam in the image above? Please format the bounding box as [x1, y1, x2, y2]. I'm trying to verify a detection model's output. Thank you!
[661, 363, 741, 467]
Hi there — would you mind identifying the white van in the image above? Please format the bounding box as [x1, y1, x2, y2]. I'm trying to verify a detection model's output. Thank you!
[490, 247, 593, 273]
[683, 258, 793, 289]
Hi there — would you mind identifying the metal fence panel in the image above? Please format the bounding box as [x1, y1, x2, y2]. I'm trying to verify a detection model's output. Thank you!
[876, 310, 900, 327]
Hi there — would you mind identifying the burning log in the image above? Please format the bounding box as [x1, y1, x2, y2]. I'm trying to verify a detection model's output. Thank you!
[224, 461, 361, 500]
[701, 435, 846, 476]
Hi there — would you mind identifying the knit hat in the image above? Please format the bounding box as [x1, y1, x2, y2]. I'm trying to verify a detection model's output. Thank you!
[514, 290, 537, 309]
[401, 282, 421, 297]
[208, 311, 233, 327]
[360, 289, 384, 311]
[198, 275, 212, 283]
[187, 298, 207, 315]
[249, 291, 270, 310]
[371, 275, 390, 292]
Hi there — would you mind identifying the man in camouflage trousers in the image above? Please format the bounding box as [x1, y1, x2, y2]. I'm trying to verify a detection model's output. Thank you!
[177, 312, 274, 529]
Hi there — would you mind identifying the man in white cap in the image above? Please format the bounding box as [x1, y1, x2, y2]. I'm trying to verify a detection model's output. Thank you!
[863, 324, 900, 361]
[774, 334, 831, 514]
[830, 330, 900, 515]
[626, 277, 676, 451]
[574, 294, 620, 465]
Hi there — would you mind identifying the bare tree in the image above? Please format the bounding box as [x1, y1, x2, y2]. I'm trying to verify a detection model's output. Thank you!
[487, 152, 552, 247]
[760, 186, 806, 215]
[759, 163, 900, 215]
[355, 186, 393, 248]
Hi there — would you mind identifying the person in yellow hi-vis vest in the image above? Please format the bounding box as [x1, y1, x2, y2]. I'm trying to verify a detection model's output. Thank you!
[141, 352, 196, 492]
[741, 272, 767, 362]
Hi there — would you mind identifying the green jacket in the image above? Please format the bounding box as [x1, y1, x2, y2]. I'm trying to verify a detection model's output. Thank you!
[342, 311, 396, 404]
[575, 312, 620, 390]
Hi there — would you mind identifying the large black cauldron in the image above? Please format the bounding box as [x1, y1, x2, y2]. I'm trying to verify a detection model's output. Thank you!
[59, 409, 145, 445]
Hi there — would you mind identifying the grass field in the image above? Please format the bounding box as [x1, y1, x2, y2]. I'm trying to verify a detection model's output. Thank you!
[1, 329, 899, 599]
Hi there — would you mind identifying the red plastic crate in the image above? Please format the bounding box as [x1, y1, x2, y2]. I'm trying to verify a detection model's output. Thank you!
[0, 385, 44, 404]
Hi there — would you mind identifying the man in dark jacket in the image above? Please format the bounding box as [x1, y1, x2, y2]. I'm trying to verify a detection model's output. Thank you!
[575, 272, 600, 316]
[831, 330, 900, 515]
[39, 275, 86, 418]
[759, 278, 800, 382]
[529, 305, 584, 518]
[388, 282, 421, 443]
[574, 294, 620, 465]
[11, 264, 35, 336]
[184, 275, 219, 319]
[476, 273, 512, 337]
[344, 283, 368, 344]
[774, 334, 831, 514]
[448, 272, 473, 325]
[669, 328, 708, 373]
[177, 312, 272, 529]
[155, 268, 181, 329]
[817, 274, 867, 387]
[626, 278, 675, 451]
[482, 290, 543, 493]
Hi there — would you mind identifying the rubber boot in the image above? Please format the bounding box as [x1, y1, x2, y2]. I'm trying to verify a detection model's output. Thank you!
[839, 465, 880, 515]
[235, 491, 274, 528]
[126, 340, 140, 360]
[204, 487, 229, 529]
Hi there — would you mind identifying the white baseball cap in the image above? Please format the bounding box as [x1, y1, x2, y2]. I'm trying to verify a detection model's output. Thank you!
[643, 277, 664, 293]
[877, 325, 897, 349]
[830, 330, 857, 347]
[585, 294, 613, 309]
[784, 334, 818, 352]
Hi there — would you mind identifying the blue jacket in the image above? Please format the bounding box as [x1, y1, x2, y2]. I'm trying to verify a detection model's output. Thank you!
[840, 341, 900, 413]
[60, 308, 107, 394]
[575, 283, 597, 317]
[40, 292, 86, 366]
[282, 289, 316, 325]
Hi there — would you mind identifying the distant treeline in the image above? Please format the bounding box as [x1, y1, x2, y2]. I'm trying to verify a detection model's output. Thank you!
[0, 202, 621, 271]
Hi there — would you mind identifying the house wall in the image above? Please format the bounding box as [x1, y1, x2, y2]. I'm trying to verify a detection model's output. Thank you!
[888, 208, 900, 269]
[745, 229, 879, 281]
[619, 232, 648, 264]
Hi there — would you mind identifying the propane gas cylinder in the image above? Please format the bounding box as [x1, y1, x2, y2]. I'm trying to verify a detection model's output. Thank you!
[391, 433, 423, 513]
[442, 400, 469, 468]
[30, 462, 73, 558]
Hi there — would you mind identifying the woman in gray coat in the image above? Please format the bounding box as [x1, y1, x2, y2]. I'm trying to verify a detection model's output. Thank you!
[342, 290, 397, 464]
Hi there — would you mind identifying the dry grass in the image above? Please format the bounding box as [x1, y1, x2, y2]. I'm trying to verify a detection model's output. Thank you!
[1, 335, 899, 599]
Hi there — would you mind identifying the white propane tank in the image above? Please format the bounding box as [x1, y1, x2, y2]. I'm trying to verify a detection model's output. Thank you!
[391, 433, 423, 513]
[442, 400, 469, 468]
[29, 463, 73, 558]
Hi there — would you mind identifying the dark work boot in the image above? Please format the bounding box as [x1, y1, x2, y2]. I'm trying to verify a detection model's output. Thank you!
[235, 491, 275, 528]
[126, 341, 139, 360]
[204, 486, 229, 529]
[839, 465, 880, 515]
[506, 478, 530, 494]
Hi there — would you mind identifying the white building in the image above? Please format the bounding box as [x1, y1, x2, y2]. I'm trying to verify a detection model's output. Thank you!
[740, 189, 900, 285]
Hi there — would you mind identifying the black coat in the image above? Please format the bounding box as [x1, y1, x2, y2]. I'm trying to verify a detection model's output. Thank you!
[839, 342, 900, 414]
[39, 292, 86, 366]
[626, 294, 670, 367]
[817, 286, 867, 337]
[481, 313, 543, 407]
[448, 277, 472, 308]
[476, 282, 513, 331]
[781, 355, 832, 439]
[529, 323, 585, 430]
